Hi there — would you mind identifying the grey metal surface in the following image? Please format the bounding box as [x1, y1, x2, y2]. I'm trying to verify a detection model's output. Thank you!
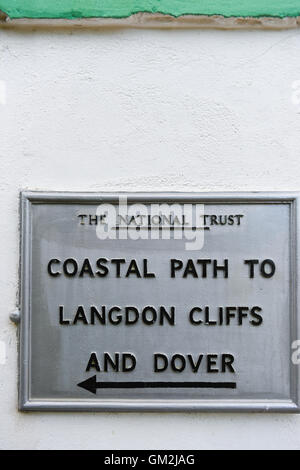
[19, 192, 300, 412]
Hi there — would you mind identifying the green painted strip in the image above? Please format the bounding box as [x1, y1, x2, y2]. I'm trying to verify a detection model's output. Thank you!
[0, 0, 300, 20]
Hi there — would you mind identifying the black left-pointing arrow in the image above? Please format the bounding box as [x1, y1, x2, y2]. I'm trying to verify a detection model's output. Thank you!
[77, 376, 237, 394]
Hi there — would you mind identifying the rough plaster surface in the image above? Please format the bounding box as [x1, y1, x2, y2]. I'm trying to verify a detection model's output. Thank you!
[0, 27, 300, 450]
[1, 14, 300, 30]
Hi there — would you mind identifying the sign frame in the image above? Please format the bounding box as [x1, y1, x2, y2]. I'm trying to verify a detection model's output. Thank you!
[19, 191, 300, 412]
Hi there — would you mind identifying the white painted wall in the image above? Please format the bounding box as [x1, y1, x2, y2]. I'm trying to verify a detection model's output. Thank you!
[0, 26, 300, 450]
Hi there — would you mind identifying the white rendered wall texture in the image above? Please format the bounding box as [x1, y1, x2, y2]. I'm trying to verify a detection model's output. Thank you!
[0, 26, 300, 450]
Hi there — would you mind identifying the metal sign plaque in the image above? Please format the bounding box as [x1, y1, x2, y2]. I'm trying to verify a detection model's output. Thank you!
[19, 192, 300, 412]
